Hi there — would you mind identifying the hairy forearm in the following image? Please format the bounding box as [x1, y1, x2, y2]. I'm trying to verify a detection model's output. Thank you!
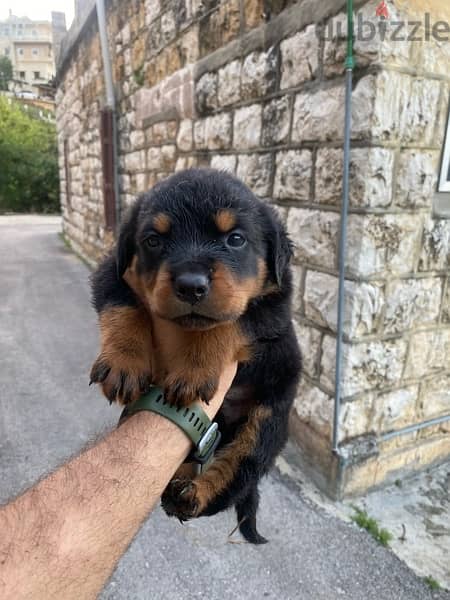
[0, 366, 235, 600]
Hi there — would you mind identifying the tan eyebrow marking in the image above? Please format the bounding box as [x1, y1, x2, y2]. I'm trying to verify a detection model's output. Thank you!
[153, 212, 171, 233]
[214, 209, 236, 233]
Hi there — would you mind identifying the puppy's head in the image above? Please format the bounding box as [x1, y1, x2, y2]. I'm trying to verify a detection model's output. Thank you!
[118, 168, 292, 330]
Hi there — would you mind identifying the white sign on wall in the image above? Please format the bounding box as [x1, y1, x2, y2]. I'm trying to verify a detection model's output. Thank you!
[439, 103, 450, 193]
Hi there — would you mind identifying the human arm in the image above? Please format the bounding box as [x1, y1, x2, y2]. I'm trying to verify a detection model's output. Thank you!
[0, 362, 237, 600]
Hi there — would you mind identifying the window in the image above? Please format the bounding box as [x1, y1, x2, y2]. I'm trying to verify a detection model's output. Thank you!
[32, 48, 39, 56]
[33, 71, 40, 80]
[19, 71, 25, 79]
[32, 30, 37, 37]
[438, 104, 450, 193]
[18, 48, 24, 56]
[4, 47, 10, 56]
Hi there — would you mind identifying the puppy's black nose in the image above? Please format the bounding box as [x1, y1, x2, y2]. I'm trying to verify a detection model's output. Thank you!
[174, 272, 210, 304]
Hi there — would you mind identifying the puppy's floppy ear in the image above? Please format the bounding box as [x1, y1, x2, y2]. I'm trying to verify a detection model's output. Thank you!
[261, 204, 293, 287]
[116, 199, 142, 277]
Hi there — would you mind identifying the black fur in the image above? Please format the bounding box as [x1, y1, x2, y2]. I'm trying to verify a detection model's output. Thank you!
[91, 168, 302, 543]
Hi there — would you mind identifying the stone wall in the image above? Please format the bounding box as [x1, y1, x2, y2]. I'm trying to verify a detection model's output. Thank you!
[56, 0, 450, 497]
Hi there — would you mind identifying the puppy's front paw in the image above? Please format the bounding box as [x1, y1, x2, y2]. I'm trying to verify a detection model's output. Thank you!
[163, 374, 218, 407]
[161, 478, 200, 521]
[90, 354, 152, 405]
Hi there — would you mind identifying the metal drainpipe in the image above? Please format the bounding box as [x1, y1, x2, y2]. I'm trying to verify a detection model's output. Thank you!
[96, 0, 121, 231]
[332, 0, 354, 454]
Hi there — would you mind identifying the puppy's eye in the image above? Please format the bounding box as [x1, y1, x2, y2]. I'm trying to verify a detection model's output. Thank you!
[145, 234, 162, 249]
[226, 232, 246, 248]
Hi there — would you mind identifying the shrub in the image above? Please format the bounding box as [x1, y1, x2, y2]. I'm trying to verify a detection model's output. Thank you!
[0, 97, 59, 213]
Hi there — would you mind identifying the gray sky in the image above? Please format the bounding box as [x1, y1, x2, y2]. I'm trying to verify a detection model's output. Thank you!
[0, 1, 74, 27]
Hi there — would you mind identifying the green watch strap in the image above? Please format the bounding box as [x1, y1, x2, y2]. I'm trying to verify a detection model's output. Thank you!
[118, 386, 221, 464]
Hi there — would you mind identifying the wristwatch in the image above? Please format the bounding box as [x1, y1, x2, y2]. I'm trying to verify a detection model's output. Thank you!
[118, 386, 221, 465]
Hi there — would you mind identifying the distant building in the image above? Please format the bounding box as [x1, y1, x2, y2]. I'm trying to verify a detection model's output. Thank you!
[0, 10, 66, 97]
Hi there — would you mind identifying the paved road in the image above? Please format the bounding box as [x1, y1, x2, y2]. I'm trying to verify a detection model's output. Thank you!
[0, 215, 446, 600]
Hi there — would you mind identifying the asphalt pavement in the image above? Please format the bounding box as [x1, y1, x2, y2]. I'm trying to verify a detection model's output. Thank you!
[0, 215, 447, 600]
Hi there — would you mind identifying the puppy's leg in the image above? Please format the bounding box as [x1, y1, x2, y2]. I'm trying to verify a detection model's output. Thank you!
[161, 405, 274, 538]
[162, 335, 300, 543]
[90, 256, 154, 405]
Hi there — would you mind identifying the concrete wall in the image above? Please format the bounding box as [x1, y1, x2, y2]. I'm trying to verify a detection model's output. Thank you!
[56, 0, 450, 497]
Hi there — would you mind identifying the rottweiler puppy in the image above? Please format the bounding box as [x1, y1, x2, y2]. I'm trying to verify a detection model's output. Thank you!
[90, 168, 302, 544]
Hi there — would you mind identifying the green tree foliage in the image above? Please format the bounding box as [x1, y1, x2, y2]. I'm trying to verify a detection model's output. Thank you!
[0, 56, 13, 90]
[0, 97, 60, 213]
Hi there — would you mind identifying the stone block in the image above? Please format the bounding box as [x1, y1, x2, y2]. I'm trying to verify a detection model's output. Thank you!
[177, 119, 193, 151]
[294, 379, 333, 438]
[291, 265, 303, 309]
[217, 60, 241, 107]
[418, 218, 450, 272]
[420, 36, 450, 77]
[262, 96, 291, 146]
[129, 130, 145, 148]
[280, 25, 319, 89]
[443, 279, 450, 323]
[322, 5, 410, 76]
[199, 0, 240, 57]
[384, 278, 442, 334]
[292, 321, 321, 379]
[241, 47, 277, 100]
[210, 154, 237, 174]
[304, 271, 338, 331]
[353, 72, 442, 144]
[194, 119, 206, 148]
[339, 396, 373, 442]
[395, 150, 440, 209]
[322, 13, 347, 78]
[304, 272, 383, 338]
[124, 150, 145, 172]
[152, 122, 168, 144]
[147, 144, 176, 170]
[315, 148, 343, 205]
[236, 153, 272, 198]
[273, 150, 312, 201]
[161, 11, 177, 45]
[233, 105, 262, 150]
[145, 0, 161, 26]
[179, 25, 200, 64]
[321, 336, 408, 397]
[404, 329, 450, 379]
[373, 386, 419, 434]
[205, 113, 232, 150]
[346, 214, 424, 278]
[134, 173, 148, 194]
[243, 0, 265, 30]
[287, 209, 339, 269]
[196, 72, 218, 114]
[292, 86, 345, 143]
[349, 148, 394, 208]
[351, 74, 377, 139]
[419, 375, 450, 420]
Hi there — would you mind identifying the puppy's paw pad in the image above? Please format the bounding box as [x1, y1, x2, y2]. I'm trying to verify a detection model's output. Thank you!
[161, 478, 199, 520]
